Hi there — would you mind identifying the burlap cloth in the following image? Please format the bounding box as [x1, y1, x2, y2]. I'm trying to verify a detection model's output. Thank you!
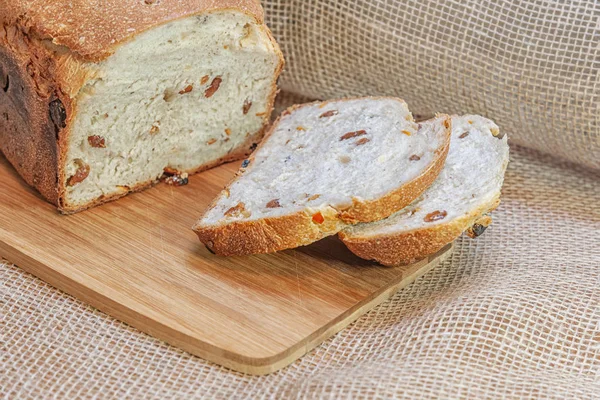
[2, 0, 599, 398]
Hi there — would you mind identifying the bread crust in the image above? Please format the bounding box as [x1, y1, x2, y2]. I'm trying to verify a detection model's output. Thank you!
[339, 196, 501, 266]
[0, 25, 67, 204]
[0, 1, 283, 213]
[193, 101, 451, 256]
[1, 0, 265, 61]
[339, 114, 509, 266]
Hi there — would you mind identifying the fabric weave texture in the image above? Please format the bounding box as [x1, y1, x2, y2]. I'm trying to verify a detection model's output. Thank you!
[2, 0, 600, 397]
[2, 143, 598, 399]
[265, 0, 599, 170]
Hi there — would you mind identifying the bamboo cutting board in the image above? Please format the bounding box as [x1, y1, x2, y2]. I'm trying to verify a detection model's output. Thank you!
[0, 155, 452, 375]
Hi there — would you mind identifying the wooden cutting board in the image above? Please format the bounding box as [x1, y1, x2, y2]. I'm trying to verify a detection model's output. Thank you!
[0, 155, 452, 375]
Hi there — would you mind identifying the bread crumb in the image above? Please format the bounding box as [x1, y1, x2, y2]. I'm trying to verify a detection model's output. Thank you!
[165, 172, 189, 187]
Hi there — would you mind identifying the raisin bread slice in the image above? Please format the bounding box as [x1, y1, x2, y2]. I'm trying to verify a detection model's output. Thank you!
[0, 0, 283, 213]
[339, 115, 509, 266]
[193, 98, 451, 255]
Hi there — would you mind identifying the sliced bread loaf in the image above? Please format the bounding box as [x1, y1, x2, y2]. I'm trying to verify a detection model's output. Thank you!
[193, 98, 451, 255]
[0, 1, 283, 213]
[339, 115, 509, 266]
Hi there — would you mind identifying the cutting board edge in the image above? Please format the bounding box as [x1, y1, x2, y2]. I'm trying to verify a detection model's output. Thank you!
[1, 238, 453, 375]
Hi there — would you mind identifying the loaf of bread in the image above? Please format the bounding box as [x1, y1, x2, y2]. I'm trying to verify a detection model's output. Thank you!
[339, 115, 509, 266]
[194, 98, 451, 255]
[0, 0, 283, 213]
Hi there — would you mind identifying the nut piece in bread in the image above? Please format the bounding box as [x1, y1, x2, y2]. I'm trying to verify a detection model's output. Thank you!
[339, 115, 509, 266]
[193, 97, 451, 256]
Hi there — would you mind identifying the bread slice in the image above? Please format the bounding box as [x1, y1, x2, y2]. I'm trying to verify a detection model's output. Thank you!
[0, 1, 283, 213]
[339, 115, 509, 266]
[193, 98, 451, 255]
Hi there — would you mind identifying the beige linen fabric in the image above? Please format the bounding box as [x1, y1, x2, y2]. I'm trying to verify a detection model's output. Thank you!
[2, 143, 599, 399]
[264, 0, 600, 170]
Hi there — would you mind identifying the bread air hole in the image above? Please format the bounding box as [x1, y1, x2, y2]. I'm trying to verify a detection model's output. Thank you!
[1, 73, 8, 92]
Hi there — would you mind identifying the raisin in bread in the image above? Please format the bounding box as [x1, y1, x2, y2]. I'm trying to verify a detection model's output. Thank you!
[0, 0, 283, 213]
[339, 115, 509, 266]
[193, 98, 451, 255]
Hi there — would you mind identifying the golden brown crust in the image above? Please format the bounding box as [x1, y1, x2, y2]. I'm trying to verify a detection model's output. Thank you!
[193, 102, 451, 256]
[1, 0, 265, 61]
[194, 206, 347, 256]
[339, 197, 501, 266]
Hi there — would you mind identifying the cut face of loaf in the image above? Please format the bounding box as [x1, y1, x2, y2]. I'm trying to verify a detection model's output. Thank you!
[194, 98, 452, 256]
[339, 115, 510, 266]
[0, 5, 283, 213]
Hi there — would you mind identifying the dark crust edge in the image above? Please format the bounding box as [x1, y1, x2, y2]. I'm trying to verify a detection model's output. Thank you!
[0, 25, 67, 205]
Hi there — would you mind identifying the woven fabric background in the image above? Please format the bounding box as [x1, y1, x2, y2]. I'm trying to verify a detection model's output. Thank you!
[2, 141, 599, 398]
[2, 0, 600, 398]
[264, 0, 600, 170]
